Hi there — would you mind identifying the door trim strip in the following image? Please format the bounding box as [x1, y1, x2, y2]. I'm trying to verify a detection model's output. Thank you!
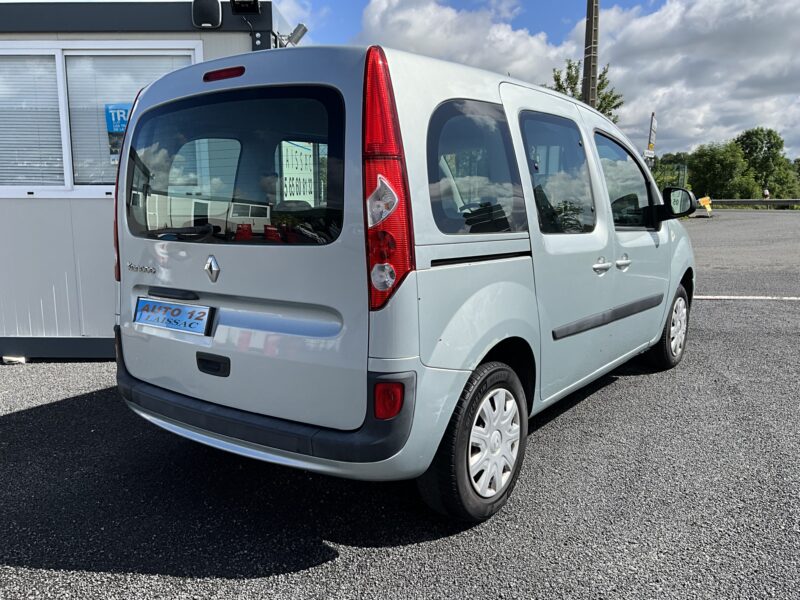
[430, 251, 532, 268]
[552, 293, 664, 340]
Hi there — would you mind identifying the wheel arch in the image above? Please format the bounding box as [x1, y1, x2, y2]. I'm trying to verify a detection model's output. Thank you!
[480, 336, 536, 414]
[680, 267, 695, 306]
[668, 223, 696, 310]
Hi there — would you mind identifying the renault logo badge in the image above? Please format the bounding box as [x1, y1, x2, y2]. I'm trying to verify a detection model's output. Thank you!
[204, 255, 220, 283]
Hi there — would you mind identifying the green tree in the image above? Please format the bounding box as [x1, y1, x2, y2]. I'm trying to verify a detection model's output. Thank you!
[660, 152, 690, 165]
[596, 66, 624, 123]
[794, 157, 800, 179]
[551, 58, 581, 97]
[550, 59, 624, 123]
[652, 153, 690, 190]
[769, 157, 800, 199]
[688, 142, 760, 199]
[734, 127, 785, 191]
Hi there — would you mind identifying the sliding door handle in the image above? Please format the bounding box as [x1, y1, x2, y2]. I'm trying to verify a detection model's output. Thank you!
[616, 254, 632, 270]
[592, 258, 613, 274]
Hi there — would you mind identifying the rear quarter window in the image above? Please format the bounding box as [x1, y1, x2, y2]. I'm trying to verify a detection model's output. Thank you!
[427, 99, 527, 235]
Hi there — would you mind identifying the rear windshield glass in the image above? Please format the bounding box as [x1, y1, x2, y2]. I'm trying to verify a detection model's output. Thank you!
[126, 86, 344, 244]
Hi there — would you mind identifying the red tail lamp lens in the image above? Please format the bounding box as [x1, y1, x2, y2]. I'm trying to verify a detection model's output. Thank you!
[362, 46, 414, 311]
[374, 382, 404, 420]
[203, 66, 245, 82]
[368, 230, 397, 263]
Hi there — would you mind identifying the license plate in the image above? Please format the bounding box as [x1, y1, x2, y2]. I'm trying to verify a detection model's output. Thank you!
[134, 298, 213, 336]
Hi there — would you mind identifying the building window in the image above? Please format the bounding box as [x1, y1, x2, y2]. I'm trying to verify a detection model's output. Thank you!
[66, 55, 192, 185]
[0, 55, 64, 185]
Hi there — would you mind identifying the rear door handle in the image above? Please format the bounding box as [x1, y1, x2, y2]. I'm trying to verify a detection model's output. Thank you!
[197, 352, 230, 377]
[592, 258, 613, 274]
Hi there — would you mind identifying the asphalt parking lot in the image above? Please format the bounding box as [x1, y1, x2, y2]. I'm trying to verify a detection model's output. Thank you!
[1, 210, 798, 599]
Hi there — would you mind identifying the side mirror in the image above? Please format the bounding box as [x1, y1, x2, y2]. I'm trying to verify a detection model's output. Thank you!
[658, 187, 697, 221]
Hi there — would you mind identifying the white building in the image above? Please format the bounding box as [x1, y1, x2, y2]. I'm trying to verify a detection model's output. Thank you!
[0, 1, 290, 358]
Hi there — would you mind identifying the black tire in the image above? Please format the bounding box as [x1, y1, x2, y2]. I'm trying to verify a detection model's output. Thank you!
[417, 361, 528, 522]
[646, 284, 690, 370]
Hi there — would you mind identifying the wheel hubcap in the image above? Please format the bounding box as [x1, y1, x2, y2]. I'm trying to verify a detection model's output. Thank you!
[670, 297, 688, 357]
[468, 388, 521, 499]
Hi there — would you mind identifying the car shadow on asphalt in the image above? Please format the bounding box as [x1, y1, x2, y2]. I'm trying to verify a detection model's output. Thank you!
[526, 354, 660, 433]
[0, 387, 469, 579]
[528, 372, 619, 433]
[1, 364, 636, 579]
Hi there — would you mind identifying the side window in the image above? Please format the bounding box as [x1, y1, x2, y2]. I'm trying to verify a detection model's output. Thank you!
[594, 133, 651, 228]
[427, 100, 527, 234]
[519, 112, 595, 233]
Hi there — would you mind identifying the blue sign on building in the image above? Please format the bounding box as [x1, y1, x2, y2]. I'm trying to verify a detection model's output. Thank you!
[104, 102, 132, 162]
[105, 103, 131, 133]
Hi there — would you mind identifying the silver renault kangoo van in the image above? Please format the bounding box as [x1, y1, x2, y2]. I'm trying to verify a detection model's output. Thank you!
[115, 46, 697, 521]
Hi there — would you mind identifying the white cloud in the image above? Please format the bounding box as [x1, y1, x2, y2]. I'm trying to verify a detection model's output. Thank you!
[357, 0, 800, 157]
[272, 0, 313, 27]
[487, 0, 522, 21]
[272, 0, 330, 42]
[358, 0, 576, 86]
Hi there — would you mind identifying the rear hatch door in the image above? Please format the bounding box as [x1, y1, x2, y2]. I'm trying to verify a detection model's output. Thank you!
[117, 49, 368, 431]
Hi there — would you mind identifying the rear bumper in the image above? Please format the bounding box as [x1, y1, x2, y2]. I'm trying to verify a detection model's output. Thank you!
[115, 326, 416, 466]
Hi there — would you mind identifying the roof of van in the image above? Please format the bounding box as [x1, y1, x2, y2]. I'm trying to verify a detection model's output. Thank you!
[141, 44, 630, 145]
[376, 45, 635, 146]
[336, 45, 615, 124]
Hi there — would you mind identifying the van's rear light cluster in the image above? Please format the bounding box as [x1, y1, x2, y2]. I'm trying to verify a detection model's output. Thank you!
[114, 87, 144, 282]
[362, 46, 414, 311]
[374, 382, 404, 420]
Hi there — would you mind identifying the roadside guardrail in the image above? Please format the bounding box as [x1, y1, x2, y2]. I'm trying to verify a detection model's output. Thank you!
[712, 199, 799, 208]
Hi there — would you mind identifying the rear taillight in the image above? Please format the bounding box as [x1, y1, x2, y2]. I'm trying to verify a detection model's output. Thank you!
[114, 88, 143, 282]
[374, 382, 404, 420]
[363, 46, 414, 311]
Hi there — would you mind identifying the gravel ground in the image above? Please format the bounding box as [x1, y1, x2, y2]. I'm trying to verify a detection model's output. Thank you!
[1, 211, 798, 599]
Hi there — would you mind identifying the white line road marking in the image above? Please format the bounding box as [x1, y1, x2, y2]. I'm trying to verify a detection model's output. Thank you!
[695, 295, 800, 301]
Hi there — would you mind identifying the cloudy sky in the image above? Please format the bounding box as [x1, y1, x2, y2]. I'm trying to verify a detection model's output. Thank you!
[275, 0, 800, 157]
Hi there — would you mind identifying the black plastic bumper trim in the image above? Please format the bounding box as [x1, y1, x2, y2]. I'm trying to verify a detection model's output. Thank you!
[552, 293, 665, 340]
[115, 326, 416, 463]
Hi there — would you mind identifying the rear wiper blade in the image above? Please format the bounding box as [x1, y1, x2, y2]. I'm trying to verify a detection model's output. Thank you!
[146, 224, 215, 240]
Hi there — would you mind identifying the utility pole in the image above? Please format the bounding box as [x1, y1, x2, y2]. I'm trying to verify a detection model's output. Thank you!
[581, 0, 599, 108]
[644, 112, 657, 168]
